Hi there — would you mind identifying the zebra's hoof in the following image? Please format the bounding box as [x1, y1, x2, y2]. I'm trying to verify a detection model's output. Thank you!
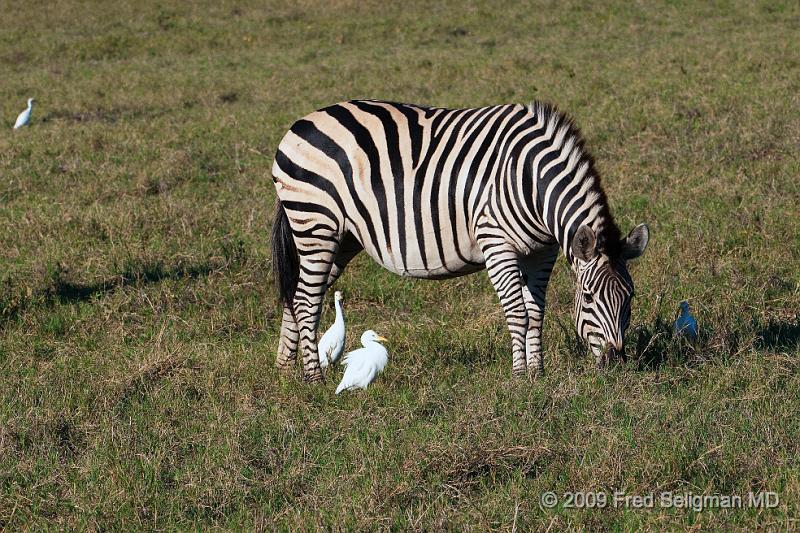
[275, 352, 297, 370]
[529, 367, 544, 378]
[303, 369, 324, 384]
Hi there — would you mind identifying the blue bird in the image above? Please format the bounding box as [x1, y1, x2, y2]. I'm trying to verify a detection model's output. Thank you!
[673, 301, 698, 341]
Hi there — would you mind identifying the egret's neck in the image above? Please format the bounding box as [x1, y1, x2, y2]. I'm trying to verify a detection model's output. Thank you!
[363, 340, 384, 350]
[334, 299, 344, 322]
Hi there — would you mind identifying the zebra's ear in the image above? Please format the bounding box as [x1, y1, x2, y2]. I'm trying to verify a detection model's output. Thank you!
[621, 224, 649, 260]
[572, 224, 597, 263]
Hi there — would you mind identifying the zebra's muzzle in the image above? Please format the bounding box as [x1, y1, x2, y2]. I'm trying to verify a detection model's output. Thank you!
[594, 341, 626, 368]
[608, 345, 626, 363]
[587, 332, 604, 351]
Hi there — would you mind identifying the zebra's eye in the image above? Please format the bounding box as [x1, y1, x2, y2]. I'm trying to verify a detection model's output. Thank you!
[583, 292, 593, 304]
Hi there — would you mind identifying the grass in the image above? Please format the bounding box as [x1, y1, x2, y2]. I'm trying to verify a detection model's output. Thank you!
[1, 0, 798, 529]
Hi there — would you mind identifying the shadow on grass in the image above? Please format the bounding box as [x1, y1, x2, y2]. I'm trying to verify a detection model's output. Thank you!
[628, 315, 691, 370]
[0, 251, 249, 329]
[44, 259, 215, 305]
[447, 331, 502, 369]
[40, 106, 168, 124]
[754, 317, 800, 352]
[629, 312, 799, 370]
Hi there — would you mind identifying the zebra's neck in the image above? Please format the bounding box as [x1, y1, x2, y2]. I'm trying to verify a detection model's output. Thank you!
[547, 175, 623, 271]
[513, 102, 623, 269]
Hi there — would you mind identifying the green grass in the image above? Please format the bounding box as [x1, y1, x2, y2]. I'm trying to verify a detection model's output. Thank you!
[1, 0, 799, 529]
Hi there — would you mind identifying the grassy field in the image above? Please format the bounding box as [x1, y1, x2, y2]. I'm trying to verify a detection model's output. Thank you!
[1, 0, 798, 529]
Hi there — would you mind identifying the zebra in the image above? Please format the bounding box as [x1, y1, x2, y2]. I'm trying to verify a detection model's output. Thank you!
[270, 100, 649, 382]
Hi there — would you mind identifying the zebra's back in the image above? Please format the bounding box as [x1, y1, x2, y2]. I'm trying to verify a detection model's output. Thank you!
[272, 100, 535, 278]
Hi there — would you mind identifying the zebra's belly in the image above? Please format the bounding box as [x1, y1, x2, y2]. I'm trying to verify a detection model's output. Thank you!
[393, 261, 486, 280]
[360, 239, 486, 280]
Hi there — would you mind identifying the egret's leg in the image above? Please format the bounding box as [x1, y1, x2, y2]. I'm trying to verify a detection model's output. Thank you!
[519, 247, 558, 376]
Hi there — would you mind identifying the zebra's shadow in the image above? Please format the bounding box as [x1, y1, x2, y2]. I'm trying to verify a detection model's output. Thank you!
[754, 318, 800, 352]
[628, 315, 690, 370]
[629, 313, 800, 370]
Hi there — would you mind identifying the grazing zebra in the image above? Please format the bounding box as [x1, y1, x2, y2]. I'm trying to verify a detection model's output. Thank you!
[271, 100, 649, 382]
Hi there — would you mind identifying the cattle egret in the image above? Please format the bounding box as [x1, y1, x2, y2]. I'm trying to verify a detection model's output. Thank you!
[673, 301, 698, 341]
[318, 290, 345, 370]
[13, 98, 34, 129]
[335, 330, 388, 394]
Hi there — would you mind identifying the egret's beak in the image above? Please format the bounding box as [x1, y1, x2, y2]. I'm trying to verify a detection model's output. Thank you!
[376, 335, 388, 342]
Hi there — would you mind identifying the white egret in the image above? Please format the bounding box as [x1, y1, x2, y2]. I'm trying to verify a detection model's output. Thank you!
[335, 330, 388, 394]
[13, 98, 35, 129]
[318, 290, 345, 370]
[673, 301, 698, 342]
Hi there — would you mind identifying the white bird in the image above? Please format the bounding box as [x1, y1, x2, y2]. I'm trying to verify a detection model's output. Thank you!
[13, 98, 35, 129]
[335, 330, 389, 394]
[673, 301, 698, 341]
[318, 290, 345, 370]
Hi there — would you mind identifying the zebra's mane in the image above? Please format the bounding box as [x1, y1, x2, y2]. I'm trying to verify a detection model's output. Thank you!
[527, 101, 624, 259]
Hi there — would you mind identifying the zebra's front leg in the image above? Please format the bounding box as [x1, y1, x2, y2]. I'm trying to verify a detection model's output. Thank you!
[483, 245, 529, 376]
[521, 286, 544, 376]
[293, 249, 337, 383]
[276, 303, 299, 369]
[520, 248, 557, 376]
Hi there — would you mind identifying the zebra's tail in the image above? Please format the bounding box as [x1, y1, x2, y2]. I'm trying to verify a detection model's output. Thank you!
[271, 199, 299, 310]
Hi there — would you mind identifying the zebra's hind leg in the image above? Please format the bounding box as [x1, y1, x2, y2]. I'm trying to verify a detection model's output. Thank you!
[293, 248, 338, 383]
[325, 232, 363, 289]
[481, 241, 529, 376]
[519, 247, 558, 376]
[276, 303, 299, 369]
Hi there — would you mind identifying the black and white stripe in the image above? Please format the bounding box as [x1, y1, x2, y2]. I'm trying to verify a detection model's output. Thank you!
[271, 100, 649, 381]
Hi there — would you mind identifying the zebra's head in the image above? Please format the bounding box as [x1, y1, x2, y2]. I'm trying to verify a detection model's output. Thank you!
[571, 223, 650, 365]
